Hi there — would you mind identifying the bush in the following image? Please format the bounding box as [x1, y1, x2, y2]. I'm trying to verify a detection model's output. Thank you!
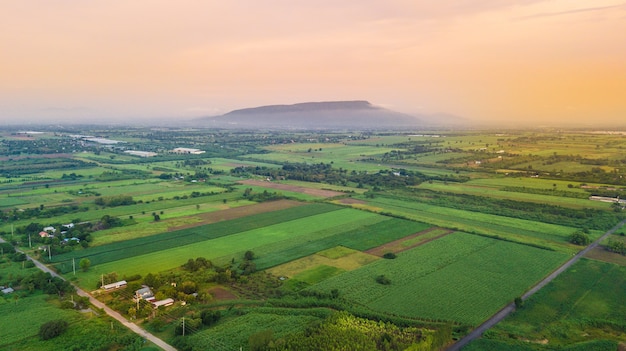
[569, 232, 591, 246]
[375, 275, 391, 285]
[382, 252, 397, 259]
[39, 319, 68, 340]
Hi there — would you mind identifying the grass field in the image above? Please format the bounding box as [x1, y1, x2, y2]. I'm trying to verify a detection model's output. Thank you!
[311, 232, 569, 326]
[474, 258, 626, 348]
[356, 195, 586, 252]
[64, 205, 398, 287]
[268, 247, 379, 279]
[416, 181, 609, 210]
[0, 294, 82, 348]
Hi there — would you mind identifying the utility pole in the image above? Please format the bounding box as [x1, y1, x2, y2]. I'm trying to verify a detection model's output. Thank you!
[72, 258, 76, 275]
[182, 317, 185, 336]
[28, 233, 31, 248]
[48, 245, 51, 261]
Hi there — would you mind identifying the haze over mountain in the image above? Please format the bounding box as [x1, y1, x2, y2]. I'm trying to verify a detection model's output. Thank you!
[200, 101, 464, 129]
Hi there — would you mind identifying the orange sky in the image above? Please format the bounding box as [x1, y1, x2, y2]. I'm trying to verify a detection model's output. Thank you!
[1, 1, 625, 125]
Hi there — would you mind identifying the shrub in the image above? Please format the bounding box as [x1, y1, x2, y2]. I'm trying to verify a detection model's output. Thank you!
[39, 319, 68, 340]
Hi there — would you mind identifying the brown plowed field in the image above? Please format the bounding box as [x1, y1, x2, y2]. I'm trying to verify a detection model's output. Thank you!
[166, 199, 305, 231]
[366, 227, 453, 256]
[238, 179, 344, 198]
[208, 287, 238, 301]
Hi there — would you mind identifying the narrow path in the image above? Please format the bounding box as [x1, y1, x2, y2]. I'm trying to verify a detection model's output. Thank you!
[0, 237, 177, 351]
[447, 219, 626, 351]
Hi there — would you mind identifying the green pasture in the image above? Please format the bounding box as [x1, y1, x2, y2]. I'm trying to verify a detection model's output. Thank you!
[311, 232, 569, 326]
[358, 195, 587, 252]
[416, 181, 609, 210]
[280, 179, 367, 194]
[1, 190, 246, 234]
[480, 258, 626, 348]
[467, 176, 613, 192]
[70, 208, 382, 286]
[252, 217, 431, 270]
[232, 183, 323, 201]
[209, 157, 282, 171]
[292, 265, 345, 284]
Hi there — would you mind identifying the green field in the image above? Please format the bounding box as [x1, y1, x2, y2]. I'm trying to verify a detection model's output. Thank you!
[469, 258, 626, 349]
[357, 195, 586, 252]
[311, 232, 569, 326]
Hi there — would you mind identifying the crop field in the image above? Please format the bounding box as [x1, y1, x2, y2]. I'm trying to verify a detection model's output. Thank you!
[53, 203, 341, 267]
[474, 258, 626, 349]
[416, 181, 609, 210]
[355, 195, 585, 251]
[311, 232, 569, 326]
[0, 294, 82, 348]
[267, 247, 379, 280]
[63, 205, 409, 285]
[187, 310, 324, 350]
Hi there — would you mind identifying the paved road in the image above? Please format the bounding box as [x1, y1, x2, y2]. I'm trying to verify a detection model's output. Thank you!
[0, 237, 177, 351]
[447, 219, 626, 351]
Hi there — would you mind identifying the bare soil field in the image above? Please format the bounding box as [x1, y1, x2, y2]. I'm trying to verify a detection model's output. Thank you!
[585, 246, 626, 266]
[336, 197, 367, 205]
[166, 199, 305, 231]
[238, 179, 345, 198]
[208, 286, 238, 301]
[365, 227, 453, 256]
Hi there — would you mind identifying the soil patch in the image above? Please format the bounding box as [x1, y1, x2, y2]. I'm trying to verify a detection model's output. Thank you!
[166, 199, 304, 231]
[336, 198, 366, 205]
[238, 179, 344, 198]
[366, 227, 453, 256]
[209, 287, 238, 301]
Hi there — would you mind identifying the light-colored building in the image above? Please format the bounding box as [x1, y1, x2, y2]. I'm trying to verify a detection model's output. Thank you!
[102, 280, 127, 290]
[151, 298, 174, 309]
[172, 147, 205, 155]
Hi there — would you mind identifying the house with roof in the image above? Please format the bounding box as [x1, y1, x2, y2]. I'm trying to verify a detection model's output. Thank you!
[151, 298, 174, 309]
[101, 280, 127, 291]
[43, 226, 56, 233]
[135, 286, 155, 301]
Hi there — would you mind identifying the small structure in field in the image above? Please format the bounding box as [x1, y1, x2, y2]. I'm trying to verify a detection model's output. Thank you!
[151, 298, 174, 309]
[171, 147, 205, 155]
[101, 280, 127, 291]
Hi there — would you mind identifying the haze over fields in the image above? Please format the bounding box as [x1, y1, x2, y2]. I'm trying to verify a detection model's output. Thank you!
[1, 1, 625, 126]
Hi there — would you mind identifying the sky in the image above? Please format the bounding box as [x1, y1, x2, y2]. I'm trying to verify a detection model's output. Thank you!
[1, 0, 625, 126]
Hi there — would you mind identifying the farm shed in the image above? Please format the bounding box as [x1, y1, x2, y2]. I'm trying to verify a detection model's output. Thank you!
[151, 298, 174, 309]
[2, 287, 14, 294]
[101, 280, 127, 290]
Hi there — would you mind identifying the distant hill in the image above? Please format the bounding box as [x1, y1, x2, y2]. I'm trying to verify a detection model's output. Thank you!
[199, 101, 423, 129]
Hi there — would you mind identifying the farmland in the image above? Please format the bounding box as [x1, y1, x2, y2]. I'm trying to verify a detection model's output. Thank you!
[1, 127, 626, 350]
[466, 258, 626, 350]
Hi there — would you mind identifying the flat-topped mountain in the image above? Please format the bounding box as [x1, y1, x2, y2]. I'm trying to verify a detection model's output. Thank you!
[200, 101, 422, 129]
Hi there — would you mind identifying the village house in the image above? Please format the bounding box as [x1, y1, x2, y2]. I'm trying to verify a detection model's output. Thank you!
[135, 286, 155, 301]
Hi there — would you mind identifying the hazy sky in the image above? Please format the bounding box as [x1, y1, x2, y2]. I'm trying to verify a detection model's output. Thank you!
[1, 1, 625, 125]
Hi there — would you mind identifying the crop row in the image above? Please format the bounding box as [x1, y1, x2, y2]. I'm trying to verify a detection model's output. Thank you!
[311, 233, 568, 326]
[52, 203, 341, 268]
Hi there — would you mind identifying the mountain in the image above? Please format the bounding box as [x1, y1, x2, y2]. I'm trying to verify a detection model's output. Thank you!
[199, 101, 422, 130]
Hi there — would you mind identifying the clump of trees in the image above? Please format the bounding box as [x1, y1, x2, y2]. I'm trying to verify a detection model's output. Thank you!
[94, 195, 134, 207]
[39, 320, 69, 340]
[569, 231, 591, 246]
[607, 239, 626, 255]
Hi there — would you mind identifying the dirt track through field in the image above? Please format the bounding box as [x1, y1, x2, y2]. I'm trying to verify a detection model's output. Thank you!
[238, 179, 345, 198]
[166, 199, 304, 231]
[366, 227, 453, 256]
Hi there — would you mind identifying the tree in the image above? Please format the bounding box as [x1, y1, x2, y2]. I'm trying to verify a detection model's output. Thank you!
[79, 258, 91, 272]
[39, 320, 68, 340]
[514, 297, 524, 309]
[244, 250, 255, 261]
[569, 231, 591, 246]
